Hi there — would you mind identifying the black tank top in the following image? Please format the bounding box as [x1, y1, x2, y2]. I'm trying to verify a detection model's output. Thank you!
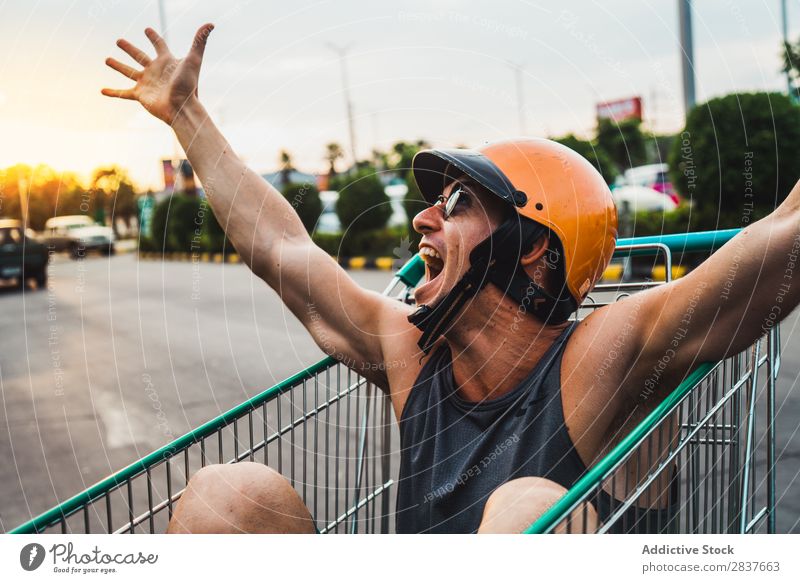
[395, 322, 678, 534]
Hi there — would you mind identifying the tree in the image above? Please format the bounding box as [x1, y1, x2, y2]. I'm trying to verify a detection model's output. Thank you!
[325, 143, 344, 178]
[403, 173, 426, 248]
[279, 150, 293, 187]
[668, 92, 800, 230]
[645, 133, 676, 165]
[91, 166, 138, 235]
[552, 134, 618, 184]
[371, 149, 389, 171]
[782, 38, 800, 102]
[391, 140, 430, 175]
[281, 182, 323, 232]
[0, 164, 89, 230]
[596, 118, 647, 173]
[332, 167, 391, 232]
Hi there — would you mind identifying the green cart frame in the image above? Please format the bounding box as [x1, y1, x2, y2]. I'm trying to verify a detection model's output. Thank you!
[10, 228, 778, 534]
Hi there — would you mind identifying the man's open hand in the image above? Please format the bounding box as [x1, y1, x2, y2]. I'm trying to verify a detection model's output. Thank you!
[102, 24, 214, 124]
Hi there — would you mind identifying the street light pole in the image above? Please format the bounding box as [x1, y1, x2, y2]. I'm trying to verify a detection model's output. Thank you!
[157, 0, 181, 193]
[782, 0, 794, 100]
[678, 0, 696, 118]
[327, 43, 358, 167]
[508, 61, 527, 135]
[158, 0, 168, 44]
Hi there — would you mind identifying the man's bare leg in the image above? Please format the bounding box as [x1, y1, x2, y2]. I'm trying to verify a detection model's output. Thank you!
[478, 476, 598, 534]
[166, 462, 316, 533]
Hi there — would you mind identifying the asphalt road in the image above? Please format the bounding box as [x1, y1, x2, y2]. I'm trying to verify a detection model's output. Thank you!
[1, 252, 798, 532]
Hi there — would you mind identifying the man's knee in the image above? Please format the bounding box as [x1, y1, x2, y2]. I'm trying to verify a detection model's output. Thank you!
[478, 476, 597, 534]
[167, 462, 315, 534]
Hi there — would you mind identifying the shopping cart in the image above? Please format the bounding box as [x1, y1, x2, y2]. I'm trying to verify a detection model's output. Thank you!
[9, 228, 779, 534]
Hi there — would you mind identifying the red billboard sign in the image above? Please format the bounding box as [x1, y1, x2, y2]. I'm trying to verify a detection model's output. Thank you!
[162, 159, 175, 190]
[596, 96, 643, 123]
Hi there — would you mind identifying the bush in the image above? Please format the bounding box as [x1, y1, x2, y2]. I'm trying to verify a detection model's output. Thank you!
[204, 203, 231, 254]
[630, 203, 697, 237]
[331, 168, 392, 232]
[312, 232, 343, 256]
[552, 134, 618, 184]
[281, 182, 323, 232]
[137, 235, 158, 252]
[597, 118, 648, 172]
[148, 194, 202, 252]
[340, 226, 407, 257]
[170, 195, 203, 251]
[150, 196, 171, 251]
[312, 226, 409, 258]
[669, 92, 800, 230]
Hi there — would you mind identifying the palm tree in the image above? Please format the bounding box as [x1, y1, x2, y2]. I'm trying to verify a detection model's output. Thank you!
[371, 148, 389, 171]
[279, 150, 293, 187]
[325, 142, 344, 178]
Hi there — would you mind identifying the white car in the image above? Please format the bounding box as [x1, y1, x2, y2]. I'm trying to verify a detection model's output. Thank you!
[43, 215, 116, 259]
[612, 185, 679, 214]
[618, 163, 679, 205]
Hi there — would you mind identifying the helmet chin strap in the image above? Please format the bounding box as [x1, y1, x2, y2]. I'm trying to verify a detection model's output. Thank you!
[407, 218, 576, 355]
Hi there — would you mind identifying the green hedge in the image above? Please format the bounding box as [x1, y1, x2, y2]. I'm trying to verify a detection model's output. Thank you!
[312, 226, 411, 257]
[142, 194, 230, 253]
[143, 193, 411, 258]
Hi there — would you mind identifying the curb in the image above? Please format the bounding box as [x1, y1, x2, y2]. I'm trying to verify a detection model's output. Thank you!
[336, 256, 396, 271]
[138, 251, 242, 264]
[601, 264, 687, 282]
[137, 251, 399, 270]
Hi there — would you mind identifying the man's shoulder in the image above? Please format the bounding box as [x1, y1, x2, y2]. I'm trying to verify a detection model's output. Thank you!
[560, 299, 650, 464]
[563, 297, 647, 384]
[368, 299, 430, 415]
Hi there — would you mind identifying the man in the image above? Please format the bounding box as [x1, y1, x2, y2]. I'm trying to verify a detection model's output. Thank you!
[103, 25, 800, 534]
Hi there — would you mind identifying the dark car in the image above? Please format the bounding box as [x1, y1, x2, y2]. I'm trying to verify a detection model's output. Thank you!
[0, 219, 49, 288]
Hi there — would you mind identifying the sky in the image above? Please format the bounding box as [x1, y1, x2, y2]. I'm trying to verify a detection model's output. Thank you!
[1, 0, 798, 189]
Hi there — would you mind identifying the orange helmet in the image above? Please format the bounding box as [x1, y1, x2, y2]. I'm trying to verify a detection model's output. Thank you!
[412, 138, 618, 306]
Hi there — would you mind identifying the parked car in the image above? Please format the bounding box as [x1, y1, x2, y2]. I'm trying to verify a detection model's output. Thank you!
[620, 163, 679, 205]
[0, 218, 49, 288]
[612, 185, 680, 214]
[43, 215, 115, 259]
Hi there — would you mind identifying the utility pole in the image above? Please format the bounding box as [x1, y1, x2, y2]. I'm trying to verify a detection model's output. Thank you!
[508, 61, 527, 135]
[782, 0, 794, 100]
[157, 0, 182, 192]
[327, 43, 358, 167]
[158, 0, 168, 43]
[678, 0, 696, 118]
[17, 176, 29, 229]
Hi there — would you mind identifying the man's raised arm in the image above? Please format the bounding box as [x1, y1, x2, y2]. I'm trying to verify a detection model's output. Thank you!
[623, 179, 800, 403]
[102, 25, 405, 386]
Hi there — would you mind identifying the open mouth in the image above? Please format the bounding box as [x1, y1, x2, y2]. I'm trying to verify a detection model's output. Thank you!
[420, 245, 444, 282]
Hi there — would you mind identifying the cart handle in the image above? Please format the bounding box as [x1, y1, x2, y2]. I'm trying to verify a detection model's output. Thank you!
[394, 228, 742, 288]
